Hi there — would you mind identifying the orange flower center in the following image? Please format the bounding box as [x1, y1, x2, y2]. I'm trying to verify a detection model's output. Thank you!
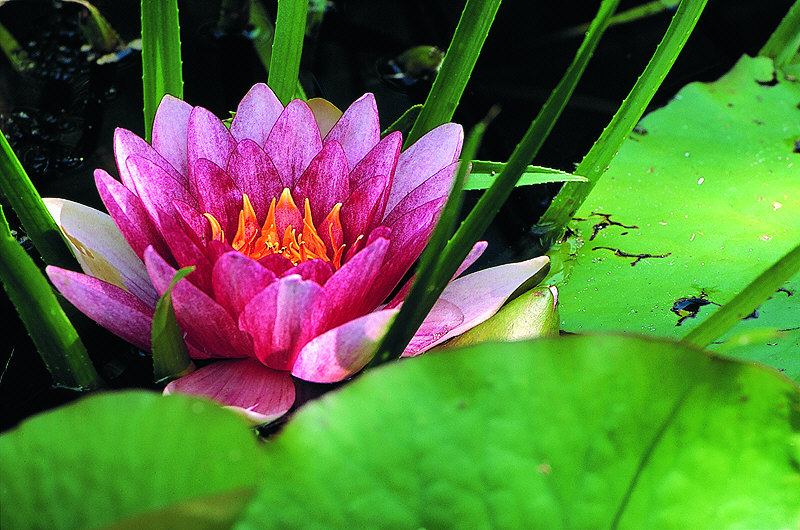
[204, 189, 346, 269]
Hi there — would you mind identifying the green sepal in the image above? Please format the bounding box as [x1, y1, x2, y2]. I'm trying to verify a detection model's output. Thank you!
[151, 266, 195, 383]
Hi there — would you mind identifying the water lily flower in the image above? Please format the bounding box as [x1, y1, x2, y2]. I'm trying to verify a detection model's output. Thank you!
[45, 84, 549, 422]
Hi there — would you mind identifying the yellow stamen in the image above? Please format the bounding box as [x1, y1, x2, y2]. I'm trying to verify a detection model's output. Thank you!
[203, 189, 350, 269]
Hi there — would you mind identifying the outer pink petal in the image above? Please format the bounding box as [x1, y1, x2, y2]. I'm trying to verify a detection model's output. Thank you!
[187, 106, 237, 183]
[212, 251, 277, 318]
[385, 241, 488, 310]
[402, 256, 551, 356]
[164, 359, 295, 424]
[230, 83, 284, 147]
[113, 128, 187, 189]
[125, 155, 194, 231]
[291, 308, 398, 383]
[164, 359, 294, 423]
[226, 140, 282, 220]
[264, 99, 322, 189]
[323, 93, 380, 169]
[152, 94, 193, 178]
[44, 198, 158, 307]
[292, 140, 350, 222]
[46, 266, 154, 351]
[323, 236, 389, 325]
[385, 123, 463, 215]
[145, 247, 253, 359]
[95, 169, 172, 263]
[383, 160, 459, 227]
[238, 275, 328, 371]
[349, 131, 401, 189]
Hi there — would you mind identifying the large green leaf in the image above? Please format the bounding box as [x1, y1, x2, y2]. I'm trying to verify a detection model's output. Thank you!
[0, 391, 264, 529]
[552, 56, 800, 378]
[236, 335, 800, 528]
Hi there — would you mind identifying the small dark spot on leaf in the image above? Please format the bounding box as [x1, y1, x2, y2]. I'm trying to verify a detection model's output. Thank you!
[727, 102, 734, 107]
[752, 119, 764, 125]
[740, 395, 749, 403]
[457, 400, 467, 409]
[744, 308, 759, 320]
[592, 246, 671, 266]
[793, 140, 800, 154]
[755, 71, 778, 86]
[574, 212, 638, 241]
[633, 125, 648, 135]
[620, 231, 629, 236]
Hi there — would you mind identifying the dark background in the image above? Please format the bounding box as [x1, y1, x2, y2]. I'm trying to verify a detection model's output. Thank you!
[0, 0, 793, 430]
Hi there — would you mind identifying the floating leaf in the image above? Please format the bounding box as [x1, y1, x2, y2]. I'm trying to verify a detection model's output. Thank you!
[552, 56, 800, 379]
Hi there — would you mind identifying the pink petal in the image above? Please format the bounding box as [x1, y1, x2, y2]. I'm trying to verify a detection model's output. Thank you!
[364, 197, 446, 308]
[230, 83, 284, 147]
[192, 158, 242, 237]
[349, 131, 401, 189]
[113, 128, 187, 190]
[258, 253, 294, 276]
[291, 308, 398, 383]
[212, 251, 277, 318]
[95, 169, 172, 265]
[152, 94, 193, 178]
[165, 359, 295, 424]
[292, 140, 350, 223]
[385, 123, 463, 215]
[324, 93, 380, 169]
[226, 140, 282, 221]
[125, 154, 194, 232]
[281, 259, 333, 285]
[145, 247, 253, 359]
[385, 240, 488, 310]
[264, 99, 322, 189]
[47, 267, 154, 351]
[44, 198, 158, 306]
[153, 209, 214, 295]
[238, 275, 328, 371]
[307, 97, 342, 138]
[340, 175, 388, 247]
[383, 160, 459, 226]
[187, 106, 237, 183]
[323, 236, 389, 325]
[402, 256, 551, 356]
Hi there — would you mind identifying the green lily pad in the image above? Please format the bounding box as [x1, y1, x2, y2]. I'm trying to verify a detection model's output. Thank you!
[236, 335, 800, 528]
[0, 391, 265, 529]
[552, 56, 800, 378]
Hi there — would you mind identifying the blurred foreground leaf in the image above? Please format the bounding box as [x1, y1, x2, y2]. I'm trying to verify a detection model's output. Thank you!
[0, 392, 264, 529]
[238, 335, 800, 527]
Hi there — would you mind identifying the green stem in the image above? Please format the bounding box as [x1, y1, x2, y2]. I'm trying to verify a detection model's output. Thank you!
[404, 0, 501, 148]
[141, 0, 183, 142]
[268, 0, 308, 104]
[371, 112, 492, 366]
[433, 0, 620, 282]
[682, 242, 800, 349]
[759, 0, 800, 69]
[0, 206, 102, 390]
[0, 130, 76, 269]
[537, 0, 708, 249]
[249, 0, 307, 100]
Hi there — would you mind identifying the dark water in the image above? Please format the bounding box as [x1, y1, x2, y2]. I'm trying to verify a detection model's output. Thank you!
[0, 0, 792, 431]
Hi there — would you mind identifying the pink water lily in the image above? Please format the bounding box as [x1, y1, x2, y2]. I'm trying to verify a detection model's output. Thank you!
[45, 84, 549, 422]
